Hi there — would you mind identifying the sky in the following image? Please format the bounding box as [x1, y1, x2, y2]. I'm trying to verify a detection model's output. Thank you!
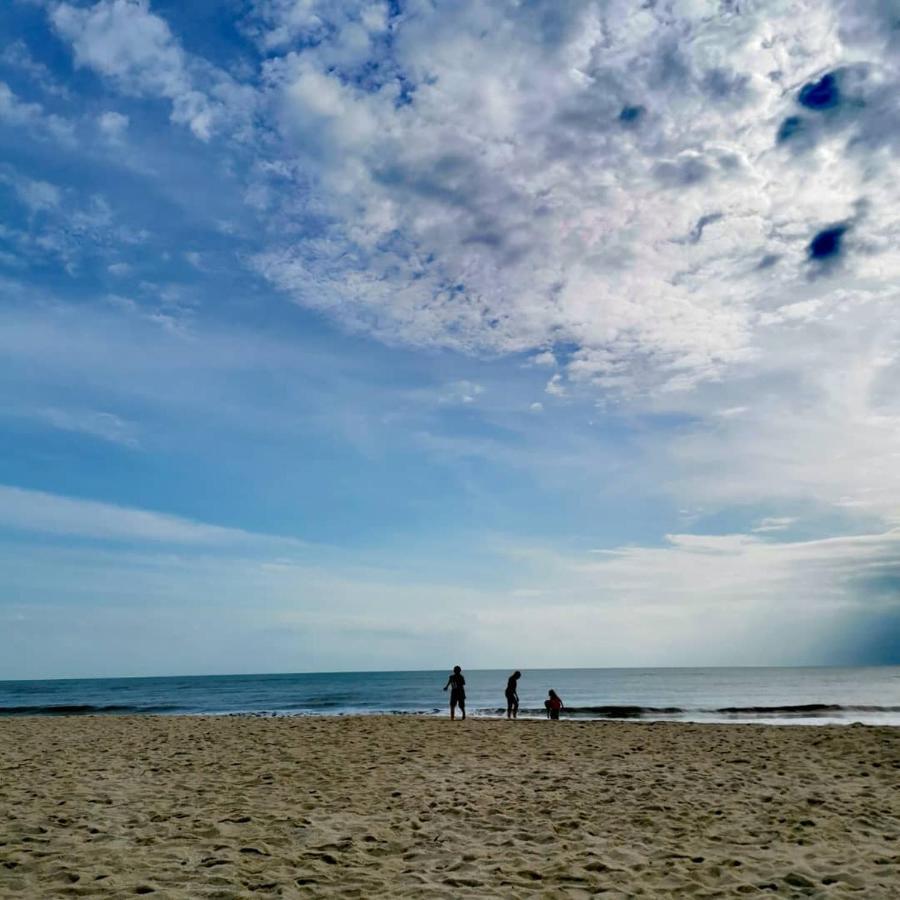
[2, 0, 900, 678]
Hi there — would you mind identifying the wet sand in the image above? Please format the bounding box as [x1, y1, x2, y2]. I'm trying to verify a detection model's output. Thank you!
[1, 716, 898, 897]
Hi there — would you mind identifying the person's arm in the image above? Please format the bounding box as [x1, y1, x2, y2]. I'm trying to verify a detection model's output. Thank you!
[443, 676, 451, 691]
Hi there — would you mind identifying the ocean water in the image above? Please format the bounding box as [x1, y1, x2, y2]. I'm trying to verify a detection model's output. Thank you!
[1, 667, 899, 725]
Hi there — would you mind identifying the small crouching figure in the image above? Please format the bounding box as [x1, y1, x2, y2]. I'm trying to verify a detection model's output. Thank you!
[544, 689, 564, 720]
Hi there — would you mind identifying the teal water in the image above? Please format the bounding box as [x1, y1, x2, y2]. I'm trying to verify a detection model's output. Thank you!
[2, 667, 899, 724]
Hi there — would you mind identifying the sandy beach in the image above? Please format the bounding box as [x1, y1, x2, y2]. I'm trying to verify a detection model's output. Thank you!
[1, 716, 898, 898]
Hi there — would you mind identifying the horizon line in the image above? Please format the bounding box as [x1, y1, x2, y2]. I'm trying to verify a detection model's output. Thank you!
[2, 662, 897, 683]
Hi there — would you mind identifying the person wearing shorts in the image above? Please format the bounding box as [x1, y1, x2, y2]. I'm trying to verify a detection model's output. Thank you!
[443, 665, 466, 720]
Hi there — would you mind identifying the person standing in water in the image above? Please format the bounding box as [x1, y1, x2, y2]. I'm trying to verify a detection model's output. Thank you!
[545, 689, 564, 720]
[443, 665, 466, 720]
[505, 671, 521, 719]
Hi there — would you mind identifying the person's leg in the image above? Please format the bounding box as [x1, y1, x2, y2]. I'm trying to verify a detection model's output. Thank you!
[450, 698, 456, 720]
[460, 699, 466, 720]
[512, 700, 518, 719]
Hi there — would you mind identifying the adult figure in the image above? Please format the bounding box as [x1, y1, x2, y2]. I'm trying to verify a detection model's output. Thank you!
[505, 670, 521, 719]
[443, 665, 466, 720]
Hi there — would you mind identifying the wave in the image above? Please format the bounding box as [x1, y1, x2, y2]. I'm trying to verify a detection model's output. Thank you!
[474, 703, 900, 720]
[0, 703, 184, 716]
[475, 705, 684, 718]
[4, 701, 900, 720]
[713, 703, 900, 716]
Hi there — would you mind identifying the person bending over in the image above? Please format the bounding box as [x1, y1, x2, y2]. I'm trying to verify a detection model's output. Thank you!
[443, 665, 466, 720]
[545, 689, 564, 720]
[505, 670, 521, 719]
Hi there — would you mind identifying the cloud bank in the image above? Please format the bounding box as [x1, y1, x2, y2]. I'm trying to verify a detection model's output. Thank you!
[3, 484, 898, 676]
[243, 0, 900, 399]
[44, 0, 900, 406]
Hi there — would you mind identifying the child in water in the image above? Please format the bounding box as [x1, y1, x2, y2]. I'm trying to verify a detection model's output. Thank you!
[545, 689, 564, 720]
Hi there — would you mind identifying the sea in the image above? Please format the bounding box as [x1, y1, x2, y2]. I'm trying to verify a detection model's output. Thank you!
[1, 667, 899, 725]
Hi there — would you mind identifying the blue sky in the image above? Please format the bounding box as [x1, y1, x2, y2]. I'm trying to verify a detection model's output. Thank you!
[2, 0, 900, 678]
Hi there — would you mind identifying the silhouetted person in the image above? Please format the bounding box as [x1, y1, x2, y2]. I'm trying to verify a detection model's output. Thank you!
[505, 670, 521, 719]
[545, 689, 564, 720]
[443, 665, 466, 720]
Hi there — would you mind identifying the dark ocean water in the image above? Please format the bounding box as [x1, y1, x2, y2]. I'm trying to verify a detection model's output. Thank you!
[2, 667, 899, 725]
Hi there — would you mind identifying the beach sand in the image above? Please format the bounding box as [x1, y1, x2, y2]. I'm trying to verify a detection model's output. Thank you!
[1, 716, 898, 898]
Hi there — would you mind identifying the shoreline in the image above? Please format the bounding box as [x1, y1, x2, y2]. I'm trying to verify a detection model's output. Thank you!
[3, 710, 900, 727]
[2, 716, 898, 897]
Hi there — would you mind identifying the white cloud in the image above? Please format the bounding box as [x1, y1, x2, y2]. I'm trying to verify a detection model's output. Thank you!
[246, 0, 900, 404]
[0, 81, 73, 142]
[98, 109, 129, 139]
[529, 351, 557, 368]
[3, 511, 898, 673]
[43, 2, 900, 418]
[0, 166, 145, 272]
[0, 484, 302, 547]
[34, 407, 140, 448]
[247, 0, 387, 54]
[0, 40, 71, 99]
[545, 374, 566, 397]
[52, 0, 225, 140]
[0, 167, 61, 212]
[485, 526, 900, 665]
[650, 288, 900, 523]
[438, 379, 484, 405]
[753, 517, 797, 533]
